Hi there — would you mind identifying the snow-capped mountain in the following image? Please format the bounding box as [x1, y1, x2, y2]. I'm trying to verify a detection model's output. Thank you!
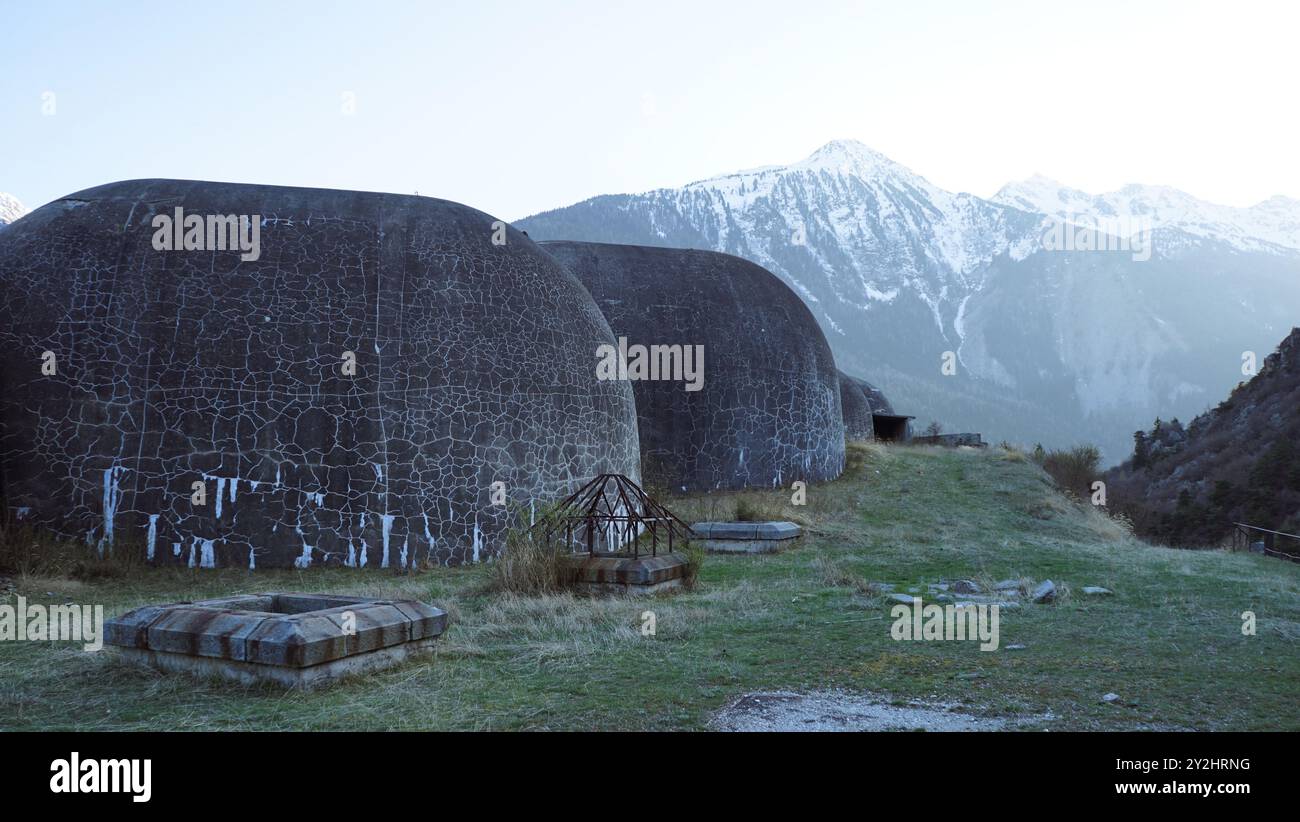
[521, 140, 1042, 357]
[994, 175, 1300, 254]
[0, 193, 25, 227]
[519, 141, 1300, 464]
[671, 140, 1043, 312]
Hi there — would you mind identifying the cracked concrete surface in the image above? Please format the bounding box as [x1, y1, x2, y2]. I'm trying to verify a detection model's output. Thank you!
[0, 179, 641, 568]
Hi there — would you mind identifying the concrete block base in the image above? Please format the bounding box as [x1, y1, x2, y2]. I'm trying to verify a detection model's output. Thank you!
[690, 521, 802, 554]
[695, 538, 789, 554]
[104, 592, 447, 689]
[569, 578, 685, 596]
[560, 552, 689, 596]
[114, 637, 439, 689]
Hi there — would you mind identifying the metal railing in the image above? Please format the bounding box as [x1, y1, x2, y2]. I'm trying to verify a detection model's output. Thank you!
[1232, 523, 1300, 563]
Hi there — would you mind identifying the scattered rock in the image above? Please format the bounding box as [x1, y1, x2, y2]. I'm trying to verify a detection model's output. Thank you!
[906, 586, 920, 594]
[885, 593, 917, 606]
[954, 600, 1019, 610]
[874, 583, 896, 592]
[994, 579, 1021, 592]
[950, 579, 981, 594]
[1031, 580, 1056, 603]
[928, 582, 950, 592]
[1006, 644, 1027, 651]
[1080, 586, 1112, 596]
[1101, 692, 1120, 704]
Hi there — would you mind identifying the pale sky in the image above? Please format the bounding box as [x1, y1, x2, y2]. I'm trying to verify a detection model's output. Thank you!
[2, 0, 1296, 220]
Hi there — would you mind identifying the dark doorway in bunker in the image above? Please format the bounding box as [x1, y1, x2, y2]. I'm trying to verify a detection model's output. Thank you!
[872, 414, 914, 442]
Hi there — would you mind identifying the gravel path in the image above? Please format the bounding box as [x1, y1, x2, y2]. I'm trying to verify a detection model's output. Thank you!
[711, 690, 1026, 732]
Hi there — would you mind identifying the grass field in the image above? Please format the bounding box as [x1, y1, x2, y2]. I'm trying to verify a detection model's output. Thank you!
[2, 443, 1297, 731]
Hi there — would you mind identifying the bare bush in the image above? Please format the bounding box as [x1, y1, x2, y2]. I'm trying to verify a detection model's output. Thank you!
[1041, 444, 1101, 500]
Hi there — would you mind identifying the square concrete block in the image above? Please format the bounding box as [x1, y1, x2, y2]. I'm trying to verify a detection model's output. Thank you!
[105, 592, 448, 688]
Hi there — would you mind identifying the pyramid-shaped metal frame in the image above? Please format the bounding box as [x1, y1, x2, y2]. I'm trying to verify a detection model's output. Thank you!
[537, 473, 691, 558]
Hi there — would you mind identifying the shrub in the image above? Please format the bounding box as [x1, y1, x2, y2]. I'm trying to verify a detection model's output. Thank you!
[1041, 444, 1101, 500]
[488, 524, 566, 595]
[487, 501, 572, 595]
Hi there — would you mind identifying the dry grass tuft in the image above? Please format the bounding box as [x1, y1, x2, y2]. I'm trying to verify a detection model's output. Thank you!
[487, 526, 566, 595]
[0, 524, 147, 581]
[813, 555, 878, 595]
[681, 541, 705, 591]
[997, 445, 1028, 463]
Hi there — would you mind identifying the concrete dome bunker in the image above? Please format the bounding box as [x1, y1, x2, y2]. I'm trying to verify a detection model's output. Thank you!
[543, 241, 845, 492]
[0, 179, 641, 568]
[838, 369, 875, 441]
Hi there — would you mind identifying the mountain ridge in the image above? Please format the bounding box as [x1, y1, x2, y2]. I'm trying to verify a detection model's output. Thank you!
[992, 174, 1300, 253]
[1105, 326, 1300, 547]
[519, 141, 1300, 464]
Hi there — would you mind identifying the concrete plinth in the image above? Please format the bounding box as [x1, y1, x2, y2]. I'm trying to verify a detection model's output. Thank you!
[690, 521, 802, 554]
[560, 552, 690, 596]
[115, 637, 440, 688]
[104, 592, 448, 688]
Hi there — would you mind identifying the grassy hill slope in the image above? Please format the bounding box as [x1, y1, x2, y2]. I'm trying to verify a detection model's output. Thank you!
[2, 444, 1297, 731]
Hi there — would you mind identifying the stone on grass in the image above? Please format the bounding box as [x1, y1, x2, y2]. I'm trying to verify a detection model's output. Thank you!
[885, 593, 918, 606]
[1031, 580, 1056, 603]
[954, 600, 1019, 610]
[950, 579, 981, 594]
[952, 593, 1008, 604]
[994, 579, 1021, 592]
[1101, 692, 1120, 703]
[1081, 586, 1113, 596]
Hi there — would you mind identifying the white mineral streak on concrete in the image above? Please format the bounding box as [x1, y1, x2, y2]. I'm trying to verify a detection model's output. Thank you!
[99, 464, 125, 555]
[146, 513, 160, 560]
[381, 514, 395, 568]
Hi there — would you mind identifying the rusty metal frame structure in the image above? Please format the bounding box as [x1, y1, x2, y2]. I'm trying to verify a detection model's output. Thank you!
[536, 473, 692, 558]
